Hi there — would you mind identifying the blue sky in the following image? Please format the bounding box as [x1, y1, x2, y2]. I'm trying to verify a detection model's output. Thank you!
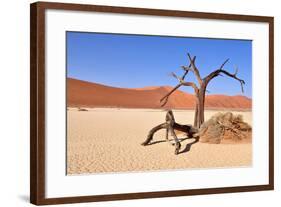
[67, 32, 252, 98]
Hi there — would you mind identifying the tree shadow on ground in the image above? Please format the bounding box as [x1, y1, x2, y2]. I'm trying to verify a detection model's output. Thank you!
[146, 137, 189, 146]
[146, 136, 199, 154]
[178, 137, 199, 154]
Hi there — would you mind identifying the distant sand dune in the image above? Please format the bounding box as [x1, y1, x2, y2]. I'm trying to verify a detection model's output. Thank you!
[67, 78, 252, 109]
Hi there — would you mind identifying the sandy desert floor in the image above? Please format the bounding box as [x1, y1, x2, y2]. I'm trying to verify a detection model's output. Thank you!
[67, 108, 252, 175]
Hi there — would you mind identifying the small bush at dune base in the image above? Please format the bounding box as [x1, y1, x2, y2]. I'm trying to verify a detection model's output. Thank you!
[78, 107, 88, 111]
[199, 112, 252, 144]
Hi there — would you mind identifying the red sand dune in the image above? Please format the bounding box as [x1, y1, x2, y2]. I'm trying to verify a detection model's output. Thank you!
[67, 78, 251, 109]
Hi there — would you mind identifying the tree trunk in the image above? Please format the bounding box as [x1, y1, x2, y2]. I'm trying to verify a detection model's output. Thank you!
[194, 102, 199, 127]
[194, 88, 206, 129]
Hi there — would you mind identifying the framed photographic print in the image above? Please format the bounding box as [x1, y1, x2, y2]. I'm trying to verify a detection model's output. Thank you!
[30, 1, 274, 205]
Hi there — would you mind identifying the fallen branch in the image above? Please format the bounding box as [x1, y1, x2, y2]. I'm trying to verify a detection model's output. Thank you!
[141, 110, 197, 154]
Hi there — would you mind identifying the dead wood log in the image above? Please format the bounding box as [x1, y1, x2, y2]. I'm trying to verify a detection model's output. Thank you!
[141, 110, 197, 155]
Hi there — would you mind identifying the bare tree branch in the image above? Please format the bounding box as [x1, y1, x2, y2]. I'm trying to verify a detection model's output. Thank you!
[160, 81, 199, 107]
[204, 59, 245, 93]
[160, 84, 181, 107]
[160, 54, 200, 107]
[218, 69, 245, 93]
[170, 72, 184, 83]
[181, 55, 196, 80]
[182, 67, 190, 80]
[182, 82, 199, 92]
[187, 53, 203, 86]
[219, 58, 229, 69]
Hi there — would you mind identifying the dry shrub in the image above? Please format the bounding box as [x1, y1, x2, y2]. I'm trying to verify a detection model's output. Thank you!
[78, 107, 88, 111]
[199, 112, 251, 144]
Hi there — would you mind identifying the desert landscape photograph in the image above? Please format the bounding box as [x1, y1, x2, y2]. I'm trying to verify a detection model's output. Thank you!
[66, 32, 252, 175]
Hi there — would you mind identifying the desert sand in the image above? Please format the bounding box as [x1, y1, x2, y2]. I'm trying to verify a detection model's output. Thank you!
[67, 108, 252, 175]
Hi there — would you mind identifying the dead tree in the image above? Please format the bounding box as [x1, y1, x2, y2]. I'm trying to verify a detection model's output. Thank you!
[141, 110, 196, 154]
[160, 53, 245, 129]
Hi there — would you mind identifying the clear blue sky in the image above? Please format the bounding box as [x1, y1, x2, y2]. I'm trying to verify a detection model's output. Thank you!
[67, 32, 252, 98]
